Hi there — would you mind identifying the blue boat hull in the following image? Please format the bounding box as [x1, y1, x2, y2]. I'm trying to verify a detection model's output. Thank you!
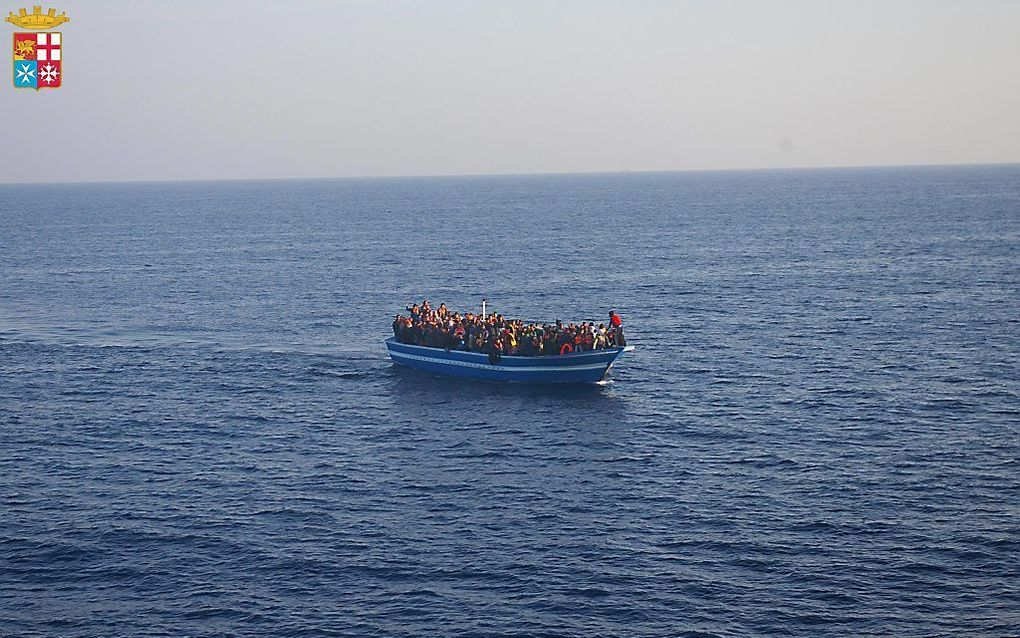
[385, 338, 633, 384]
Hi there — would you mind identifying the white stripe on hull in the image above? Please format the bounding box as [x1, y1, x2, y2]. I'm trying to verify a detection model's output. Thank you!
[388, 350, 610, 372]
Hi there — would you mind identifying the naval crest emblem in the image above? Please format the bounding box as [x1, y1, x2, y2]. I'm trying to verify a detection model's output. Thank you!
[6, 5, 68, 90]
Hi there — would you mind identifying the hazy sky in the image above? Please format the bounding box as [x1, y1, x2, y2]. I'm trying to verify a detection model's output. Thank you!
[2, 0, 1019, 183]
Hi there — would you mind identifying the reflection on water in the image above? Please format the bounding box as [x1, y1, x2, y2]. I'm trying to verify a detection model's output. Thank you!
[386, 363, 633, 430]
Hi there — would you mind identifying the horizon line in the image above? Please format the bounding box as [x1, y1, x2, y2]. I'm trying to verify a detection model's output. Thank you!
[1, 160, 1018, 187]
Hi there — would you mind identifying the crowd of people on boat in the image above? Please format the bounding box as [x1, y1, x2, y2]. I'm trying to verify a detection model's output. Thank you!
[392, 300, 626, 357]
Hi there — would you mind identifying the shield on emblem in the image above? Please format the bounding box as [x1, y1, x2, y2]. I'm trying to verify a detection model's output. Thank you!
[13, 31, 60, 89]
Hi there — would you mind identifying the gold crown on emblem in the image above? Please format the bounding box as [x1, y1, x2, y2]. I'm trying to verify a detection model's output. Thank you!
[5, 6, 70, 29]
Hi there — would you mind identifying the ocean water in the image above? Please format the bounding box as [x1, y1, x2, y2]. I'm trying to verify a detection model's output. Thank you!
[1, 166, 1018, 637]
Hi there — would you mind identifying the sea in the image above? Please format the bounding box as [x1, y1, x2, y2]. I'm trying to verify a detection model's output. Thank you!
[2, 165, 1018, 637]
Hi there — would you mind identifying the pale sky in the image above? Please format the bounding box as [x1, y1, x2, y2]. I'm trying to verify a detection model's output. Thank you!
[2, 0, 1019, 183]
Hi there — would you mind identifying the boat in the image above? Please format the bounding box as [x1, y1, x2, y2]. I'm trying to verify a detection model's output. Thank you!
[385, 337, 634, 384]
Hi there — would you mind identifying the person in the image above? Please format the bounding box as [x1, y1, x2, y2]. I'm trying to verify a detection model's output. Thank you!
[608, 310, 622, 329]
[608, 310, 625, 346]
[391, 302, 628, 356]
